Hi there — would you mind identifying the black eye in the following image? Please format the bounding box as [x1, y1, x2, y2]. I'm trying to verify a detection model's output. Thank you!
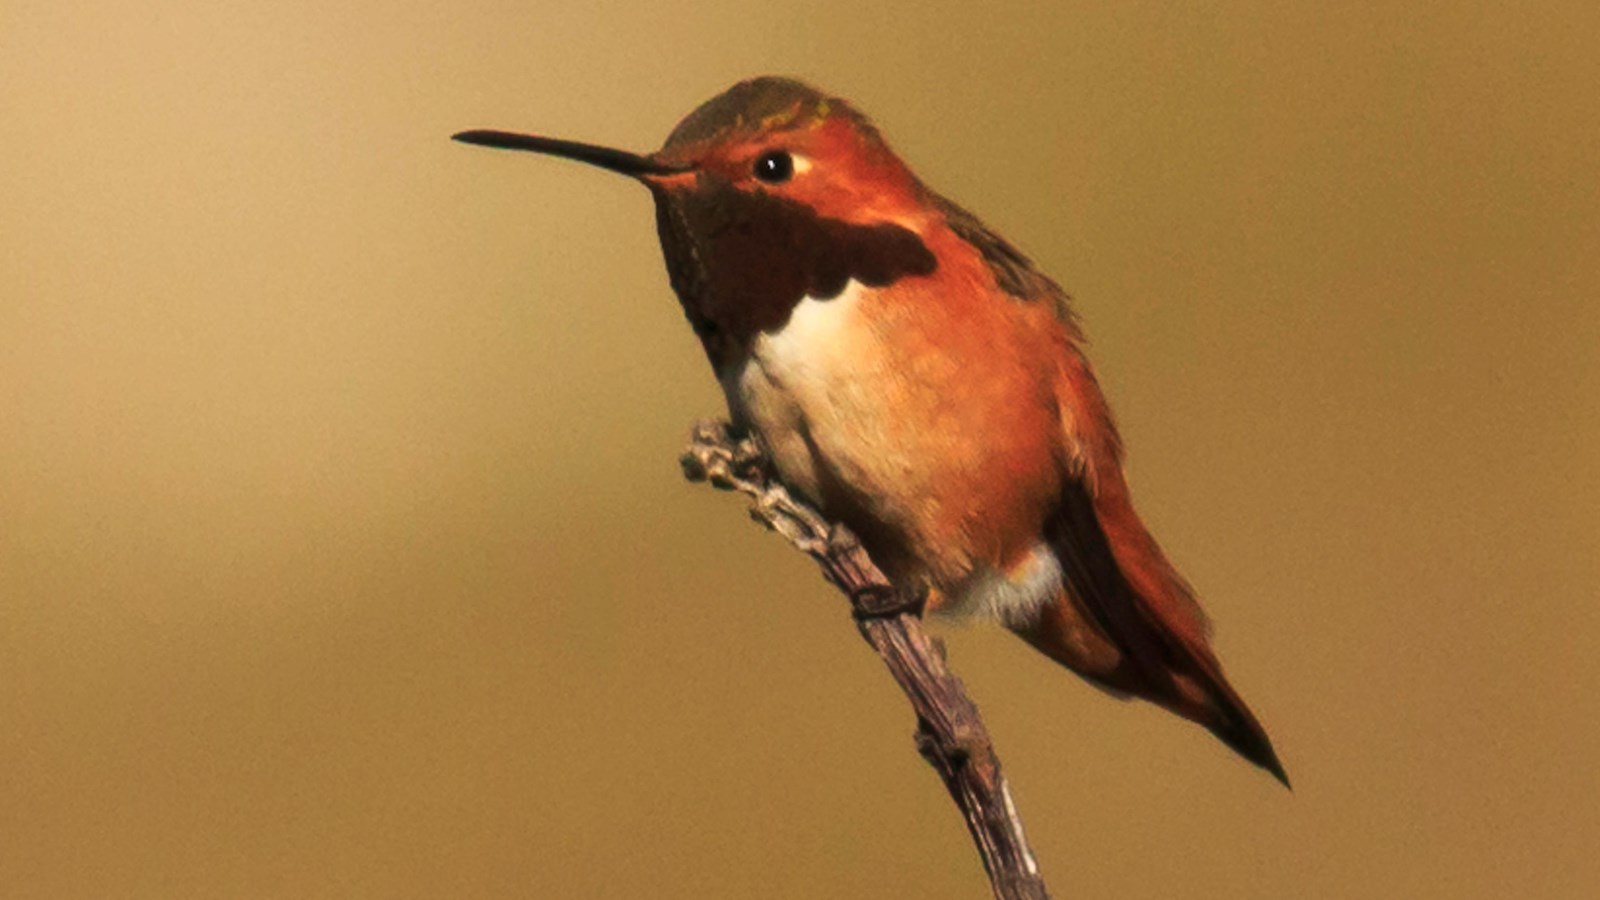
[753, 150, 794, 183]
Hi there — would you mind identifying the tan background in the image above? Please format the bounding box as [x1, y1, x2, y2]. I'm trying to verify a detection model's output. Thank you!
[3, 2, 1597, 897]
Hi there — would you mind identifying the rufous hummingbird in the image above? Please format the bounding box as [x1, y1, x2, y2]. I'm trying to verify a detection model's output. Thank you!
[454, 76, 1288, 786]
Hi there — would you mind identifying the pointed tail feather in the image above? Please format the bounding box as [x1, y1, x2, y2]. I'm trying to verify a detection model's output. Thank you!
[1030, 478, 1289, 786]
[1206, 685, 1291, 788]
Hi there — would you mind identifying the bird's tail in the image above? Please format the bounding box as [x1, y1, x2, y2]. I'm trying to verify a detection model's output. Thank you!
[1018, 478, 1289, 787]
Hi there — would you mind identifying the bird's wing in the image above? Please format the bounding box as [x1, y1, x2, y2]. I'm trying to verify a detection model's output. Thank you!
[936, 192, 1286, 781]
[1049, 325, 1287, 785]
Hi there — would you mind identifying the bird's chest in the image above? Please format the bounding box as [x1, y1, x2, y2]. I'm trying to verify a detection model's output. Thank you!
[718, 280, 889, 508]
[715, 275, 1065, 596]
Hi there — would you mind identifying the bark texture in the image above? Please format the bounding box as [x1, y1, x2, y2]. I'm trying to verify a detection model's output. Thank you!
[681, 420, 1052, 900]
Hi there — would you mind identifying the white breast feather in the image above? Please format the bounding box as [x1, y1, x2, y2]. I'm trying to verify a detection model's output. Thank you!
[718, 280, 870, 506]
[752, 279, 866, 383]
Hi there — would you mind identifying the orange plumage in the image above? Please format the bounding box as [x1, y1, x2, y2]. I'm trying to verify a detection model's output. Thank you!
[455, 76, 1287, 786]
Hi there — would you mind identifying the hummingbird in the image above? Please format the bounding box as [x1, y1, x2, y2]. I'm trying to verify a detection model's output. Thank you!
[454, 76, 1288, 786]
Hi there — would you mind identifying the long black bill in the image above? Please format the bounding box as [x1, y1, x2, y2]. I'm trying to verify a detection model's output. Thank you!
[451, 130, 689, 178]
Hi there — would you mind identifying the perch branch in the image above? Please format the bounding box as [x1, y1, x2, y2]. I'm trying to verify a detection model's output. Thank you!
[680, 420, 1052, 900]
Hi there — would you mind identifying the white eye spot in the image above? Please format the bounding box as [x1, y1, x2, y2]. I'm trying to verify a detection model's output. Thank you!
[791, 154, 813, 175]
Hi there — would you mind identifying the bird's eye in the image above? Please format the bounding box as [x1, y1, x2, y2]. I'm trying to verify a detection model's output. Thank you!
[753, 150, 794, 183]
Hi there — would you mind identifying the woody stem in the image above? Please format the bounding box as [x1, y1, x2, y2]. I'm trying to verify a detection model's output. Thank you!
[681, 419, 1053, 900]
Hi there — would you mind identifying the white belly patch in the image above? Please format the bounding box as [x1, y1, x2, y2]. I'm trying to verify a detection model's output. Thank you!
[940, 542, 1063, 628]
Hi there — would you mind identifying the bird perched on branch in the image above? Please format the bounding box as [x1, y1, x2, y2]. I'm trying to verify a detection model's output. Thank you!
[456, 76, 1287, 786]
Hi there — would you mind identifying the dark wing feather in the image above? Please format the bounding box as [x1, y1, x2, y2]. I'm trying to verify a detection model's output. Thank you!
[935, 195, 1287, 783]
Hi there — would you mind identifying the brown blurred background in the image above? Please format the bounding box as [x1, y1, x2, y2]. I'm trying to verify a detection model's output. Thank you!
[2, 2, 1597, 898]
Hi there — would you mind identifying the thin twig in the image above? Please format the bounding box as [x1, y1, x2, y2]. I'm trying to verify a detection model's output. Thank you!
[680, 420, 1052, 900]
